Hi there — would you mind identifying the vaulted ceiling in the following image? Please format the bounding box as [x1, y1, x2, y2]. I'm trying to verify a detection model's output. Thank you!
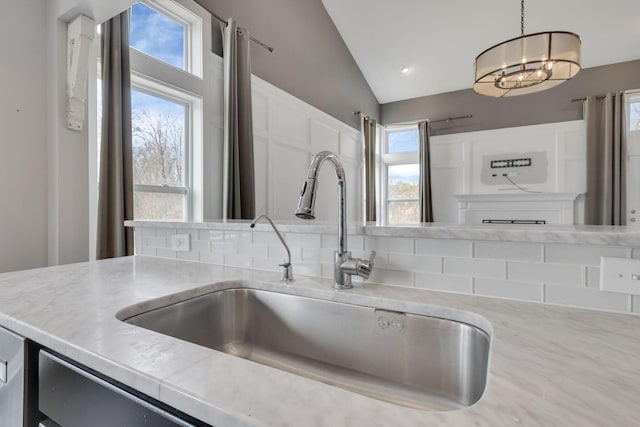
[321, 0, 640, 103]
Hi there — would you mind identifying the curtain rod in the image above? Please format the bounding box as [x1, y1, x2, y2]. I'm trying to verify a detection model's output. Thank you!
[206, 7, 274, 52]
[385, 114, 473, 127]
[571, 95, 606, 102]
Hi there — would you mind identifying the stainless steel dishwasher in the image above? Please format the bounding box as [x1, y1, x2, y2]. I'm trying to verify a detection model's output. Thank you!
[0, 325, 26, 426]
[38, 350, 207, 427]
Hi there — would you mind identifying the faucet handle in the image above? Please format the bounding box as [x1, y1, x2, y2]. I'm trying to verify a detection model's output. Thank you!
[356, 251, 376, 280]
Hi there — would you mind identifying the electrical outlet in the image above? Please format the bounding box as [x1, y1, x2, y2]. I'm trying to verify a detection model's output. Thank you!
[171, 234, 190, 252]
[600, 257, 640, 295]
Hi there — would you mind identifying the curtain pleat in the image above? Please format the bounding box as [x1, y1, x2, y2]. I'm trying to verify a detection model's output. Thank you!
[584, 93, 626, 225]
[419, 120, 434, 223]
[363, 117, 377, 223]
[96, 11, 134, 259]
[222, 19, 255, 220]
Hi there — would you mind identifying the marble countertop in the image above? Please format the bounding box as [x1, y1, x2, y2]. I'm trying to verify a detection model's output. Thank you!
[126, 220, 640, 246]
[0, 256, 639, 426]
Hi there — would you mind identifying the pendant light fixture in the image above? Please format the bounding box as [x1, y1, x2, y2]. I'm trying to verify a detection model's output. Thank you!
[473, 0, 581, 97]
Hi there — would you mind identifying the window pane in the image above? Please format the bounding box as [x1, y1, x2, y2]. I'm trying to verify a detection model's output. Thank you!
[387, 129, 419, 153]
[134, 191, 185, 220]
[630, 102, 640, 131]
[388, 201, 419, 225]
[388, 164, 419, 199]
[130, 3, 185, 70]
[131, 90, 186, 187]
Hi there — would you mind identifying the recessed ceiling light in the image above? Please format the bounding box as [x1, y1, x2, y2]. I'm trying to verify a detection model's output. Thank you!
[400, 66, 410, 74]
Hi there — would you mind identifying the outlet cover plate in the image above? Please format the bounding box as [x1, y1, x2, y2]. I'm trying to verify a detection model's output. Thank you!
[600, 257, 640, 295]
[171, 234, 190, 252]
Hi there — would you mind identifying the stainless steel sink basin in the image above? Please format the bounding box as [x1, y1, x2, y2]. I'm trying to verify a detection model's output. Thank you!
[122, 288, 490, 411]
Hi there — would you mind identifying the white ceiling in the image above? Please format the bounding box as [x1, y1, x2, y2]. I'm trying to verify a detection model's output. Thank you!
[321, 0, 640, 104]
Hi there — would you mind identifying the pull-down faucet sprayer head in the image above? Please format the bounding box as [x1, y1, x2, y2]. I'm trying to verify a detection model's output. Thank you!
[295, 151, 346, 221]
[295, 178, 318, 220]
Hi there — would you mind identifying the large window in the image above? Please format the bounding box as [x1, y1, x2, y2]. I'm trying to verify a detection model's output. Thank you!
[131, 88, 189, 220]
[381, 127, 420, 224]
[128, 0, 204, 221]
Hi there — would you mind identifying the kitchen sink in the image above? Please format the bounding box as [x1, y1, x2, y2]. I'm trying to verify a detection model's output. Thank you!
[121, 288, 490, 411]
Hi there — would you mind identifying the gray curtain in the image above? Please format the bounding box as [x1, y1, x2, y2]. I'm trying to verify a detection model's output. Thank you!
[418, 120, 434, 222]
[96, 11, 134, 259]
[363, 117, 377, 222]
[584, 93, 626, 225]
[222, 19, 255, 220]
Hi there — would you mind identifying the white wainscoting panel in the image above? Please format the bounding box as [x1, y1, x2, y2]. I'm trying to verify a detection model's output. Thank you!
[251, 76, 361, 222]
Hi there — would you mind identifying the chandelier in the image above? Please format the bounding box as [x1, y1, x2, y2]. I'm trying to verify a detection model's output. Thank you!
[473, 0, 581, 97]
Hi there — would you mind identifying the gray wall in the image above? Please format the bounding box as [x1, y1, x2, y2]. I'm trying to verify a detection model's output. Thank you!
[0, 0, 48, 272]
[196, 0, 379, 129]
[381, 60, 640, 136]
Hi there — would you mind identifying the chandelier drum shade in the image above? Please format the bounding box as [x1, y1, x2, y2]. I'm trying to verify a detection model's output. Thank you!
[473, 1, 581, 97]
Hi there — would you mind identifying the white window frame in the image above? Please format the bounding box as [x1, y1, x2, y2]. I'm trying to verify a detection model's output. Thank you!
[128, 0, 207, 222]
[130, 76, 201, 221]
[380, 125, 420, 225]
[131, 0, 203, 77]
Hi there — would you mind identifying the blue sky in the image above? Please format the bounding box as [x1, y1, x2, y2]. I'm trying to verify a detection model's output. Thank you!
[129, 3, 186, 148]
[130, 2, 185, 69]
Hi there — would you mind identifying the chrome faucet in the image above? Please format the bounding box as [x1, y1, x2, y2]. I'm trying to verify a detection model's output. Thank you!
[250, 215, 294, 282]
[295, 151, 375, 289]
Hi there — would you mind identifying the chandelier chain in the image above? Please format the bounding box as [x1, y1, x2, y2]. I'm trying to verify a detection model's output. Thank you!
[521, 0, 525, 36]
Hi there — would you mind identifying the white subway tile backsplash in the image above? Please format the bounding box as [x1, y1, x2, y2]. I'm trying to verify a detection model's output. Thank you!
[133, 225, 636, 314]
[545, 285, 630, 312]
[141, 227, 156, 238]
[508, 261, 583, 286]
[267, 244, 302, 261]
[444, 257, 505, 278]
[251, 231, 281, 245]
[545, 244, 629, 266]
[252, 257, 281, 272]
[156, 228, 177, 238]
[177, 251, 200, 262]
[415, 239, 472, 257]
[208, 230, 224, 242]
[156, 248, 177, 259]
[415, 273, 473, 294]
[368, 269, 413, 287]
[199, 252, 224, 265]
[585, 266, 600, 289]
[140, 245, 157, 256]
[388, 254, 441, 274]
[224, 231, 252, 243]
[365, 236, 413, 254]
[474, 241, 542, 262]
[294, 261, 322, 277]
[238, 243, 268, 258]
[211, 242, 238, 256]
[474, 278, 542, 302]
[284, 233, 322, 248]
[145, 236, 167, 248]
[191, 239, 211, 253]
[224, 255, 252, 268]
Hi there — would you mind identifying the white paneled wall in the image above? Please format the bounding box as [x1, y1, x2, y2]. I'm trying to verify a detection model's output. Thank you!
[133, 224, 639, 315]
[251, 77, 361, 223]
[429, 121, 586, 223]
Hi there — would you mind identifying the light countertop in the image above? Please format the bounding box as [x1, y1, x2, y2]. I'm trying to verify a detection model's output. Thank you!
[0, 256, 638, 426]
[126, 220, 640, 246]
